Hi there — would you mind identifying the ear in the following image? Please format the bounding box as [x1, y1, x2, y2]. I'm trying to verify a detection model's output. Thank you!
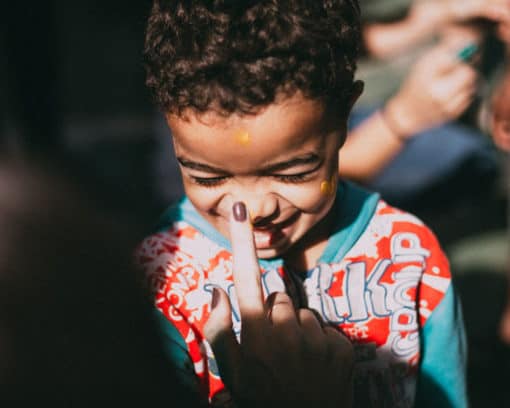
[332, 80, 364, 148]
[346, 80, 364, 114]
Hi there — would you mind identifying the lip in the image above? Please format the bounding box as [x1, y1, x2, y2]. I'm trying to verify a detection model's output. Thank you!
[253, 229, 286, 249]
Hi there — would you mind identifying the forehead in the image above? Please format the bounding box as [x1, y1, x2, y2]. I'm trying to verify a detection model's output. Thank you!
[168, 95, 332, 170]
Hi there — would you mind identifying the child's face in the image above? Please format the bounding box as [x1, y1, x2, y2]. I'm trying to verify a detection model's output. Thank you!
[167, 93, 346, 259]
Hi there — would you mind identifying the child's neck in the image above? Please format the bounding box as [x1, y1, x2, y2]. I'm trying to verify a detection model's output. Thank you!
[283, 208, 335, 273]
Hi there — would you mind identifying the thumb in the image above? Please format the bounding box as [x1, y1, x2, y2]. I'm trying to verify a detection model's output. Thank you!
[204, 287, 241, 389]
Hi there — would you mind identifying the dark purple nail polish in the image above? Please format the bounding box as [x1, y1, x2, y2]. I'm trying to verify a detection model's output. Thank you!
[211, 287, 220, 309]
[233, 202, 247, 222]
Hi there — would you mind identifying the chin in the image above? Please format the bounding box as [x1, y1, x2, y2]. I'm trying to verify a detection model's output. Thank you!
[255, 240, 293, 260]
[255, 248, 281, 259]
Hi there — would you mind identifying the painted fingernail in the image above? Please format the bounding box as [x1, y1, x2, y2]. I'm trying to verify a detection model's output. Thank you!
[233, 202, 247, 222]
[457, 43, 478, 62]
[211, 287, 220, 309]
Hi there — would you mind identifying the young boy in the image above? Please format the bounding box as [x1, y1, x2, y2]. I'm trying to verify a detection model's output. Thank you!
[137, 1, 467, 407]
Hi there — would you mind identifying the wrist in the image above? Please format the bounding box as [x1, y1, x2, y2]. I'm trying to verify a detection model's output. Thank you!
[380, 99, 415, 142]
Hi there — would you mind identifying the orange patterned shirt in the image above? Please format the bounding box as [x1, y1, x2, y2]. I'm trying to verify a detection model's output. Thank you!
[137, 182, 466, 408]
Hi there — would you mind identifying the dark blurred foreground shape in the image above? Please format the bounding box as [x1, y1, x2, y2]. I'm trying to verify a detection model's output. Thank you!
[0, 159, 201, 407]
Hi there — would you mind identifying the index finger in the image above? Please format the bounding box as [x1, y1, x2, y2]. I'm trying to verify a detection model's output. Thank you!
[229, 201, 265, 319]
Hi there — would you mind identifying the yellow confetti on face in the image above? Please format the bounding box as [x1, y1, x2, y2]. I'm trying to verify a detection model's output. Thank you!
[234, 129, 251, 146]
[320, 177, 336, 196]
[320, 181, 332, 195]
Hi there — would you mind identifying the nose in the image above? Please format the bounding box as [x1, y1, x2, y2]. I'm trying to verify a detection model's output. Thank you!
[234, 191, 279, 227]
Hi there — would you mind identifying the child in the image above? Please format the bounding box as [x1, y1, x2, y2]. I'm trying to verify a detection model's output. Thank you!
[137, 1, 467, 407]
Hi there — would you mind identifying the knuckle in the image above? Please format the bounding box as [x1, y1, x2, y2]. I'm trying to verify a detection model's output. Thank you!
[268, 292, 293, 311]
[267, 291, 291, 305]
[325, 326, 353, 349]
[299, 308, 323, 323]
[298, 308, 314, 322]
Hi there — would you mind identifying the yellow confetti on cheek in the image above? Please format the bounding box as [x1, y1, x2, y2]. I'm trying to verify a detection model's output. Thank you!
[234, 129, 251, 146]
[320, 177, 336, 196]
[320, 181, 332, 195]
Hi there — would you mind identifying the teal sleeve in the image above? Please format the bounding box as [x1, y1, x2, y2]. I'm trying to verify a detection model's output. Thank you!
[415, 285, 468, 408]
[154, 309, 202, 394]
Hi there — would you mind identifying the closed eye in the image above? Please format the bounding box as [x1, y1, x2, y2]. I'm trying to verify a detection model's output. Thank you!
[272, 163, 322, 183]
[189, 175, 229, 187]
[189, 163, 321, 187]
[274, 173, 311, 183]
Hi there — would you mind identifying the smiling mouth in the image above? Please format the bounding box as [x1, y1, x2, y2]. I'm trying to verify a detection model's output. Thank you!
[253, 229, 285, 248]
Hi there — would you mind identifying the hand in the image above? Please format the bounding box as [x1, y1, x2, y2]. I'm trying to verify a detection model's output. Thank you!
[445, 0, 510, 23]
[411, 0, 510, 26]
[383, 43, 478, 140]
[204, 202, 354, 408]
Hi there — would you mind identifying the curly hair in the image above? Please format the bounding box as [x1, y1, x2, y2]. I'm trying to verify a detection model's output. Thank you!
[144, 0, 361, 117]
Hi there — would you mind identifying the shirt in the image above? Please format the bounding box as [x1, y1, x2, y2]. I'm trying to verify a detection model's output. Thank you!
[137, 181, 467, 407]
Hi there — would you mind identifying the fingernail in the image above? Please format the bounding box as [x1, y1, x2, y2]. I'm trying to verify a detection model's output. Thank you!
[457, 43, 477, 62]
[211, 287, 220, 309]
[232, 202, 247, 222]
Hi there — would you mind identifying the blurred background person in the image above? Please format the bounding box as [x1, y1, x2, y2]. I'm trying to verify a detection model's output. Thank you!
[479, 25, 510, 345]
[491, 66, 510, 344]
[489, 62, 510, 153]
[346, 0, 509, 223]
[340, 39, 482, 209]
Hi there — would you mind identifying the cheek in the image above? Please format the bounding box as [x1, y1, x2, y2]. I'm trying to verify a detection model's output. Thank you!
[281, 162, 338, 212]
[182, 182, 223, 213]
[281, 179, 336, 213]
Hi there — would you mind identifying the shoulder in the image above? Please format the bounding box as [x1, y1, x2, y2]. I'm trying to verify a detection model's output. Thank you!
[135, 200, 230, 296]
[350, 199, 451, 320]
[137, 197, 226, 265]
[353, 199, 447, 262]
[136, 222, 201, 290]
[136, 220, 206, 263]
[344, 198, 451, 311]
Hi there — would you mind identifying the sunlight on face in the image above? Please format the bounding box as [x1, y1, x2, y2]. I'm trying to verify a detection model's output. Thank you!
[167, 94, 347, 261]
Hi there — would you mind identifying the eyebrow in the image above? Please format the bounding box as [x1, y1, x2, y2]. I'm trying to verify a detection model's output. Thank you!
[176, 154, 321, 174]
